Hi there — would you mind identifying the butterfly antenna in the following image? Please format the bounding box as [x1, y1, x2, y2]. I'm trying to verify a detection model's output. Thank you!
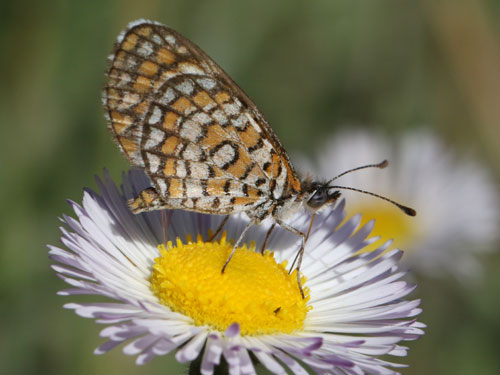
[328, 185, 416, 216]
[326, 160, 388, 185]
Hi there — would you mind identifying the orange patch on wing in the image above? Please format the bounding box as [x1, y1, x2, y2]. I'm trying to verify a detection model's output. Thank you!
[115, 50, 126, 59]
[138, 61, 159, 77]
[119, 137, 138, 155]
[162, 136, 181, 154]
[202, 124, 228, 149]
[112, 51, 130, 71]
[107, 98, 119, 110]
[168, 178, 183, 198]
[106, 70, 121, 87]
[212, 166, 227, 178]
[128, 197, 141, 211]
[215, 91, 230, 104]
[133, 101, 148, 115]
[163, 158, 176, 176]
[246, 186, 262, 199]
[122, 34, 138, 51]
[226, 148, 252, 179]
[291, 177, 302, 192]
[162, 112, 179, 131]
[110, 110, 131, 124]
[106, 88, 120, 103]
[239, 125, 260, 149]
[141, 189, 157, 204]
[207, 179, 228, 196]
[232, 197, 256, 206]
[264, 160, 273, 174]
[112, 122, 128, 135]
[271, 153, 281, 178]
[171, 96, 194, 114]
[226, 160, 246, 179]
[136, 26, 152, 37]
[110, 111, 132, 134]
[134, 76, 151, 93]
[157, 48, 176, 65]
[192, 91, 215, 108]
[284, 162, 301, 192]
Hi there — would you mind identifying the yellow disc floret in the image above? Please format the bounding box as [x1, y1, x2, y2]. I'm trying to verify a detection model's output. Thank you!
[150, 232, 310, 336]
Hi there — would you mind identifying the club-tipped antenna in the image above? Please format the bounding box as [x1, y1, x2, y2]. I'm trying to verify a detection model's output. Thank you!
[328, 185, 417, 216]
[326, 160, 388, 185]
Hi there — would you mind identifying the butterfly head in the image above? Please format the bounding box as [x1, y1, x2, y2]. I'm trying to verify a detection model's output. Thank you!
[305, 182, 341, 212]
[301, 159, 417, 217]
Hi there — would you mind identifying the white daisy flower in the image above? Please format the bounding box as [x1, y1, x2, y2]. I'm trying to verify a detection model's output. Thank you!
[304, 129, 499, 280]
[49, 170, 424, 374]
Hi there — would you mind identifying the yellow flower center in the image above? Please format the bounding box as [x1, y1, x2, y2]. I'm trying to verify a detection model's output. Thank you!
[149, 232, 310, 336]
[347, 201, 418, 253]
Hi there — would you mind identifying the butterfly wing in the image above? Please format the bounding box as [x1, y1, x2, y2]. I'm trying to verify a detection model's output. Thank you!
[103, 20, 302, 216]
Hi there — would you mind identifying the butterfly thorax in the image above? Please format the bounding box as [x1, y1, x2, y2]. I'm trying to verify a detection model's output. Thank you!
[255, 180, 340, 224]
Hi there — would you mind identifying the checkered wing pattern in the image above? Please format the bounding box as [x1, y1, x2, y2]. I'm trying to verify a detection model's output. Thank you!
[103, 20, 302, 216]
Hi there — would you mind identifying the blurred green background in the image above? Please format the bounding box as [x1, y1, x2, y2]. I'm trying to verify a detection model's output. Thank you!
[1, 0, 499, 374]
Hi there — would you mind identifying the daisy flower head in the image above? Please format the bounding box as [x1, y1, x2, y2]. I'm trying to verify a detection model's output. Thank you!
[304, 129, 500, 280]
[48, 170, 424, 374]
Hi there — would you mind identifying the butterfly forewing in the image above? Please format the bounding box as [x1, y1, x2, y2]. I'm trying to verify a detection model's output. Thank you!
[103, 20, 302, 217]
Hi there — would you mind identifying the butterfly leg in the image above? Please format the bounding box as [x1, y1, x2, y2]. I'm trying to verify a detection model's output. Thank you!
[221, 220, 254, 274]
[208, 215, 230, 241]
[160, 210, 173, 245]
[128, 187, 169, 214]
[260, 223, 276, 254]
[276, 220, 306, 299]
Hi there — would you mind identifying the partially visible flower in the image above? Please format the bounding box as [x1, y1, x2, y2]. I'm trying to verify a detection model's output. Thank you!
[301, 129, 499, 280]
[49, 170, 423, 374]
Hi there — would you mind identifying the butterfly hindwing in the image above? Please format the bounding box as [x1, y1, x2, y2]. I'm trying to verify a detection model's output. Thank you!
[103, 20, 302, 215]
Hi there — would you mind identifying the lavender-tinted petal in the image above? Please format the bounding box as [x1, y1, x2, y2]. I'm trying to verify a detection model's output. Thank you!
[175, 331, 207, 362]
[94, 339, 124, 355]
[201, 336, 223, 375]
[225, 322, 240, 337]
[123, 334, 158, 355]
[252, 351, 286, 375]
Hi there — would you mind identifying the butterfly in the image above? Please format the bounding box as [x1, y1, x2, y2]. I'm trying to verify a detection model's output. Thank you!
[102, 19, 415, 296]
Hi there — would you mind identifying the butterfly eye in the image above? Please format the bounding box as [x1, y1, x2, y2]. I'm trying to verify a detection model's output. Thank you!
[307, 187, 328, 209]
